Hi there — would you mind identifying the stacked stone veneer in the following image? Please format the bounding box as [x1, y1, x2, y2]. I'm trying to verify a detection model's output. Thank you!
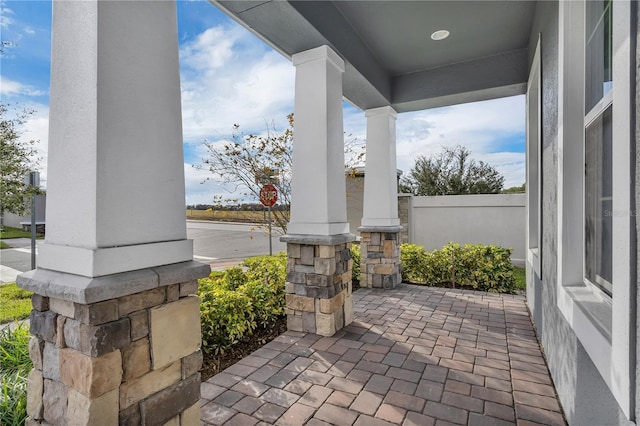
[397, 194, 412, 244]
[21, 262, 209, 426]
[359, 229, 402, 289]
[284, 239, 354, 337]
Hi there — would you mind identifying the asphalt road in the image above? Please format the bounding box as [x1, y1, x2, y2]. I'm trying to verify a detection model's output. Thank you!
[187, 220, 286, 262]
[0, 220, 287, 283]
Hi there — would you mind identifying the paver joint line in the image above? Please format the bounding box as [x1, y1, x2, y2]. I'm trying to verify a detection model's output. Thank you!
[200, 285, 567, 425]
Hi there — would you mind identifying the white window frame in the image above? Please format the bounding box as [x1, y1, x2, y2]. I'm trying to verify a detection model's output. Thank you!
[556, 0, 633, 417]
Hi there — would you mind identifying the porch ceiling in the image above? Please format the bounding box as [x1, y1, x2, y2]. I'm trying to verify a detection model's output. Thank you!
[213, 0, 537, 112]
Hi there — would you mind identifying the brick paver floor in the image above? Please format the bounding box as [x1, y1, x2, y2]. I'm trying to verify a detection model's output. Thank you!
[200, 284, 566, 425]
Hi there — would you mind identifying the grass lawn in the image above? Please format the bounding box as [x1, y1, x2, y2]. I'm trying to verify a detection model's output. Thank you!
[0, 284, 33, 323]
[513, 266, 526, 290]
[0, 226, 33, 239]
[0, 241, 9, 249]
[0, 226, 44, 240]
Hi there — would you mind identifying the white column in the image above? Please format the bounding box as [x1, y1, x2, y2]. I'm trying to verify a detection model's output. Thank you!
[38, 0, 191, 277]
[361, 106, 400, 227]
[287, 46, 350, 236]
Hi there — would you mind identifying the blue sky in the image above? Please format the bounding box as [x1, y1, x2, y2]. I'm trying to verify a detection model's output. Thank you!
[1, 0, 525, 206]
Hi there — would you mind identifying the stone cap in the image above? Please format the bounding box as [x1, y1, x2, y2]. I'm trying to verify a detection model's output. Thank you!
[17, 261, 211, 304]
[280, 233, 356, 245]
[357, 225, 404, 233]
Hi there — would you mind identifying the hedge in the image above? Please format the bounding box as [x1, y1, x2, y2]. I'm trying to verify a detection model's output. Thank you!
[350, 244, 361, 286]
[198, 253, 286, 355]
[399, 242, 516, 293]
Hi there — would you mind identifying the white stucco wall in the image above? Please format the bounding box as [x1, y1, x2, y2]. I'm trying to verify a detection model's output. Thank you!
[346, 179, 526, 264]
[2, 195, 47, 228]
[409, 194, 525, 264]
[346, 174, 364, 235]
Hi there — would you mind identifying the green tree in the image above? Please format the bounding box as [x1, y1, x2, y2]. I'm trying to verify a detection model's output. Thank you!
[400, 145, 504, 196]
[0, 103, 40, 225]
[199, 114, 364, 233]
[502, 183, 525, 194]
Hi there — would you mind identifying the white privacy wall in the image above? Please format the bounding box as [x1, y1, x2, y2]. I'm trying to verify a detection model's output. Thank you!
[408, 194, 526, 265]
[2, 195, 47, 228]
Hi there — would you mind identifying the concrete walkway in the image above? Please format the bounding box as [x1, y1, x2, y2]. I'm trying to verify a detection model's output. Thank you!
[200, 284, 566, 425]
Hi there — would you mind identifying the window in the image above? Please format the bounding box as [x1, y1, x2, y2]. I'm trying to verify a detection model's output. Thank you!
[584, 0, 612, 296]
[585, 0, 613, 111]
[557, 0, 633, 416]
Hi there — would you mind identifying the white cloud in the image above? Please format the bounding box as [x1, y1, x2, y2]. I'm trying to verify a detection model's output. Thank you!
[1, 77, 47, 97]
[179, 24, 294, 142]
[476, 152, 526, 188]
[4, 102, 49, 189]
[184, 162, 224, 205]
[395, 95, 526, 186]
[23, 26, 34, 35]
[180, 26, 236, 71]
[0, 4, 14, 29]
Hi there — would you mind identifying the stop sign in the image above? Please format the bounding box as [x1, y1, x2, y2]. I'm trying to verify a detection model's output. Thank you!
[259, 184, 278, 207]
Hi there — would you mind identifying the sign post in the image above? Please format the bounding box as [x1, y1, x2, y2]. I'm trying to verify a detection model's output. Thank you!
[259, 184, 278, 255]
[28, 171, 40, 270]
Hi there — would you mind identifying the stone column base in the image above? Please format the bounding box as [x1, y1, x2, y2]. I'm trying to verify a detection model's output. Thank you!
[359, 226, 403, 289]
[18, 261, 210, 426]
[281, 234, 355, 337]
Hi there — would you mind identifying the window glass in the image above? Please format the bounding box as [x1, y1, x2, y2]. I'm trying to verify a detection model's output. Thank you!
[585, 0, 612, 112]
[585, 106, 612, 295]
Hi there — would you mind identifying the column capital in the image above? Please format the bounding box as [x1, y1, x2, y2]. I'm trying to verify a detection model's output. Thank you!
[365, 106, 398, 119]
[292, 45, 345, 72]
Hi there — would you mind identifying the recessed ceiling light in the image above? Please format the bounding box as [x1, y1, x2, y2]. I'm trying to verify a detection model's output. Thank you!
[431, 30, 450, 41]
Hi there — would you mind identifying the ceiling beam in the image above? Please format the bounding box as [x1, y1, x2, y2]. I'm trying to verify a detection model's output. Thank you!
[288, 1, 391, 101]
[391, 49, 529, 112]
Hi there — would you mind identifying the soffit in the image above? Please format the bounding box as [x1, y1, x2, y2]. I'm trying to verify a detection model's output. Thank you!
[213, 0, 537, 111]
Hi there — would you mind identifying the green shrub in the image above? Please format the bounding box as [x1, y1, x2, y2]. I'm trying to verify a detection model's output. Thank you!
[400, 244, 429, 283]
[199, 280, 256, 355]
[241, 280, 284, 328]
[0, 323, 32, 426]
[350, 244, 361, 284]
[400, 242, 516, 293]
[456, 244, 515, 293]
[243, 253, 287, 289]
[0, 324, 31, 377]
[1, 370, 28, 426]
[243, 254, 287, 327]
[220, 266, 247, 290]
[423, 244, 454, 285]
[198, 253, 287, 355]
